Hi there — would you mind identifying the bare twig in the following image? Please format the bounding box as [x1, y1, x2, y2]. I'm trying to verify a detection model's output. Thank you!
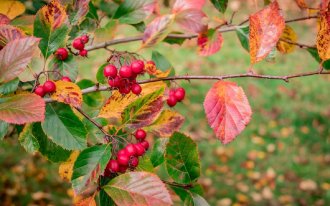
[279, 38, 315, 49]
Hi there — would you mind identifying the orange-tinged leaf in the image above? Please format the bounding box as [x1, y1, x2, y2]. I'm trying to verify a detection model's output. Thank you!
[59, 151, 80, 182]
[197, 29, 223, 56]
[317, 11, 330, 61]
[0, 14, 10, 25]
[145, 110, 184, 137]
[277, 25, 297, 54]
[320, 0, 330, 12]
[0, 0, 25, 19]
[50, 80, 83, 107]
[203, 81, 252, 144]
[145, 62, 171, 77]
[249, 1, 285, 64]
[0, 93, 45, 124]
[38, 0, 67, 30]
[295, 0, 308, 9]
[74, 196, 96, 206]
[0, 25, 25, 47]
[172, 0, 206, 13]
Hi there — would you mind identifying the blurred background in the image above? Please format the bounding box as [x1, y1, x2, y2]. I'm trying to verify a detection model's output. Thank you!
[1, 0, 330, 205]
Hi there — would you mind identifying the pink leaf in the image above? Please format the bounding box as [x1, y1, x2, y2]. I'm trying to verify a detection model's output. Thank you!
[0, 14, 10, 25]
[175, 9, 208, 33]
[0, 93, 45, 124]
[71, 0, 90, 25]
[197, 29, 223, 56]
[0, 37, 40, 83]
[204, 81, 252, 144]
[0, 25, 25, 46]
[172, 0, 206, 13]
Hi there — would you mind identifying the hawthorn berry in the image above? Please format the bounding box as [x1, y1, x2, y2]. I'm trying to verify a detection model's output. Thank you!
[174, 87, 185, 102]
[61, 76, 71, 82]
[108, 76, 121, 88]
[131, 83, 142, 95]
[134, 143, 145, 156]
[117, 154, 130, 166]
[34, 85, 45, 97]
[131, 60, 144, 74]
[103, 64, 117, 78]
[118, 165, 127, 173]
[140, 140, 149, 150]
[117, 149, 126, 157]
[72, 38, 84, 50]
[134, 129, 146, 140]
[125, 144, 137, 157]
[167, 95, 177, 107]
[81, 35, 89, 44]
[129, 156, 139, 168]
[119, 85, 131, 94]
[43, 81, 56, 93]
[55, 48, 68, 61]
[106, 159, 119, 173]
[79, 49, 88, 57]
[119, 65, 133, 78]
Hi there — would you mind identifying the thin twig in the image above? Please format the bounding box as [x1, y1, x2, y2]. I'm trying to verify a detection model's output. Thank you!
[279, 38, 315, 49]
[75, 107, 109, 136]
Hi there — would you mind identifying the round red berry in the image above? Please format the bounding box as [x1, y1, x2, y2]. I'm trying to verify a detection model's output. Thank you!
[117, 149, 126, 157]
[119, 66, 133, 78]
[147, 60, 156, 66]
[131, 83, 142, 95]
[129, 156, 139, 168]
[167, 95, 177, 107]
[103, 65, 117, 78]
[55, 48, 68, 61]
[34, 85, 45, 97]
[169, 89, 175, 96]
[119, 86, 131, 94]
[134, 129, 146, 140]
[43, 81, 56, 93]
[140, 141, 149, 150]
[108, 76, 121, 88]
[118, 165, 127, 173]
[174, 87, 185, 102]
[125, 144, 137, 157]
[117, 154, 130, 166]
[134, 144, 145, 156]
[72, 38, 84, 50]
[131, 60, 144, 74]
[79, 49, 88, 57]
[61, 76, 71, 82]
[106, 159, 119, 173]
[81, 35, 89, 44]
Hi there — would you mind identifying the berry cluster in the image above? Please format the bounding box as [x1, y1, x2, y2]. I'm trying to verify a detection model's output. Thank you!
[34, 76, 71, 97]
[167, 87, 186, 107]
[72, 34, 89, 57]
[104, 129, 149, 175]
[104, 60, 146, 95]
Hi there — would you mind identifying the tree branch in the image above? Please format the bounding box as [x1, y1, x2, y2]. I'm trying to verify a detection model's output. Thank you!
[279, 38, 315, 49]
[86, 15, 318, 52]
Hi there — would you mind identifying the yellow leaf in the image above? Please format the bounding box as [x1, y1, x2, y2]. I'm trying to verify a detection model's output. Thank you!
[0, 0, 25, 19]
[38, 0, 67, 30]
[74, 196, 96, 206]
[59, 151, 79, 181]
[99, 82, 166, 121]
[145, 62, 171, 78]
[276, 25, 298, 54]
[50, 80, 83, 107]
[317, 11, 330, 61]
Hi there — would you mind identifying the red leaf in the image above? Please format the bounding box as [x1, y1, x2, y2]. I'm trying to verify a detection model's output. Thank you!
[0, 25, 25, 46]
[0, 14, 10, 25]
[197, 29, 223, 56]
[249, 1, 285, 64]
[172, 0, 206, 13]
[175, 9, 208, 33]
[0, 93, 45, 124]
[321, 0, 330, 12]
[204, 81, 252, 144]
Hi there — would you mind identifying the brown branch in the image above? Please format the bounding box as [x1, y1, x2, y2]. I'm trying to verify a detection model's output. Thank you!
[86, 15, 318, 52]
[279, 38, 315, 49]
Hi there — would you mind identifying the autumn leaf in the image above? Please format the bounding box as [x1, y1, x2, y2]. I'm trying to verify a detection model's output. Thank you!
[50, 80, 83, 108]
[0, 14, 10, 25]
[203, 81, 252, 144]
[0, 37, 40, 83]
[0, 0, 25, 19]
[0, 25, 25, 47]
[175, 9, 208, 33]
[59, 151, 80, 182]
[69, 0, 91, 25]
[172, 0, 206, 13]
[0, 93, 45, 124]
[294, 0, 308, 9]
[249, 1, 285, 64]
[277, 25, 297, 54]
[145, 61, 171, 77]
[197, 29, 223, 56]
[317, 11, 330, 61]
[74, 196, 96, 206]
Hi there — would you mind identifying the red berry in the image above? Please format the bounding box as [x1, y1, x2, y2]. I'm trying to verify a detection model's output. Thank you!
[118, 165, 127, 173]
[119, 66, 133, 78]
[117, 149, 126, 157]
[119, 86, 131, 94]
[79, 49, 88, 57]
[108, 76, 121, 88]
[134, 129, 146, 140]
[117, 154, 130, 166]
[174, 87, 185, 102]
[125, 144, 137, 157]
[134, 144, 145, 156]
[43, 81, 56, 93]
[167, 95, 177, 107]
[61, 76, 71, 82]
[81, 35, 89, 44]
[131, 60, 144, 74]
[72, 38, 84, 50]
[131, 83, 142, 95]
[106, 159, 119, 173]
[129, 156, 139, 168]
[55, 48, 68, 61]
[140, 141, 149, 150]
[34, 85, 45, 97]
[147, 60, 156, 66]
[169, 89, 175, 96]
[103, 65, 117, 78]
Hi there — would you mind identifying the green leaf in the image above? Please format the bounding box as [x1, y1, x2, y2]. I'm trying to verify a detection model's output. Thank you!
[33, 123, 71, 162]
[210, 0, 228, 13]
[42, 103, 87, 150]
[165, 132, 200, 184]
[99, 176, 116, 206]
[306, 47, 330, 70]
[103, 172, 173, 206]
[86, 1, 99, 20]
[94, 20, 118, 43]
[152, 51, 175, 76]
[18, 124, 40, 153]
[136, 156, 154, 172]
[77, 79, 104, 108]
[113, 0, 155, 24]
[0, 78, 19, 95]
[48, 55, 78, 81]
[184, 193, 210, 206]
[236, 26, 249, 52]
[171, 184, 204, 202]
[0, 120, 8, 140]
[131, 22, 146, 32]
[71, 144, 112, 194]
[150, 138, 168, 167]
[96, 63, 108, 84]
[164, 33, 186, 45]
